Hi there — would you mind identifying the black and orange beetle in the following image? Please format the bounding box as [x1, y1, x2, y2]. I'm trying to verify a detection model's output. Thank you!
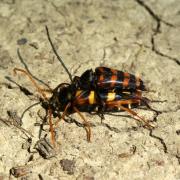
[73, 66, 145, 92]
[46, 26, 145, 98]
[13, 26, 156, 146]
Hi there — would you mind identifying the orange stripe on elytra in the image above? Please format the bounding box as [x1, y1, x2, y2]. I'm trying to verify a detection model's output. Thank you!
[111, 68, 118, 74]
[97, 75, 104, 87]
[110, 75, 117, 88]
[99, 67, 104, 73]
[99, 75, 104, 83]
[123, 72, 130, 88]
[99, 75, 104, 80]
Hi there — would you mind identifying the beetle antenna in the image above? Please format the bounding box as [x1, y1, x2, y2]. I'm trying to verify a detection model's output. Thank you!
[45, 26, 73, 83]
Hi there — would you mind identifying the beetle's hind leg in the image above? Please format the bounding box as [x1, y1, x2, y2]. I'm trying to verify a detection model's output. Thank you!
[119, 104, 156, 129]
[107, 99, 156, 129]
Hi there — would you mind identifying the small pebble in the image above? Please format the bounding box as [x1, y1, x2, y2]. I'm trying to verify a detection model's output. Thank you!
[17, 38, 28, 45]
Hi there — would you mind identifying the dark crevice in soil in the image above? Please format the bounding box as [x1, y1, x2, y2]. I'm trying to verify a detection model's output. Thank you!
[149, 129, 168, 153]
[151, 36, 180, 65]
[135, 0, 174, 30]
[147, 110, 168, 154]
[135, 0, 180, 66]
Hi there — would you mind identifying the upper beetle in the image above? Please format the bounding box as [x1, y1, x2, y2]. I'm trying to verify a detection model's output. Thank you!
[72, 66, 146, 92]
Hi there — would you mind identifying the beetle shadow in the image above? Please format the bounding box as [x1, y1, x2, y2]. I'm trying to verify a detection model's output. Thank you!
[5, 76, 33, 96]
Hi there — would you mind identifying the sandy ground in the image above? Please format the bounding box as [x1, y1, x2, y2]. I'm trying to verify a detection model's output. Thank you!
[0, 0, 180, 179]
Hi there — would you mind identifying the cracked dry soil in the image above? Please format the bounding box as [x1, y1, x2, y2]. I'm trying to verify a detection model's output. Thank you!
[0, 0, 180, 179]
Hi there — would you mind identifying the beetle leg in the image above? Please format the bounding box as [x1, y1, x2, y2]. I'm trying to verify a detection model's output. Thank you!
[96, 107, 105, 123]
[73, 106, 91, 142]
[54, 102, 71, 127]
[107, 100, 156, 129]
[95, 91, 106, 122]
[46, 103, 71, 147]
[48, 108, 56, 147]
[118, 104, 155, 129]
[53, 102, 91, 144]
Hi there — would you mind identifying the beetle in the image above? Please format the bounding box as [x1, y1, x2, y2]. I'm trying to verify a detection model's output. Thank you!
[13, 26, 156, 146]
[72, 66, 146, 113]
[72, 66, 145, 92]
[45, 26, 147, 113]
[45, 82, 155, 143]
[46, 26, 145, 95]
[13, 67, 155, 147]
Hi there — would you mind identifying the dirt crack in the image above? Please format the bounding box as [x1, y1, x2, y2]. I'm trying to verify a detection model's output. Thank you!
[149, 129, 168, 153]
[145, 109, 168, 154]
[135, 0, 180, 65]
[151, 35, 180, 65]
[135, 0, 174, 31]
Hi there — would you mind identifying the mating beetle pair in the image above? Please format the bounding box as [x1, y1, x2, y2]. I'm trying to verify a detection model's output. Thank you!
[14, 26, 155, 146]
